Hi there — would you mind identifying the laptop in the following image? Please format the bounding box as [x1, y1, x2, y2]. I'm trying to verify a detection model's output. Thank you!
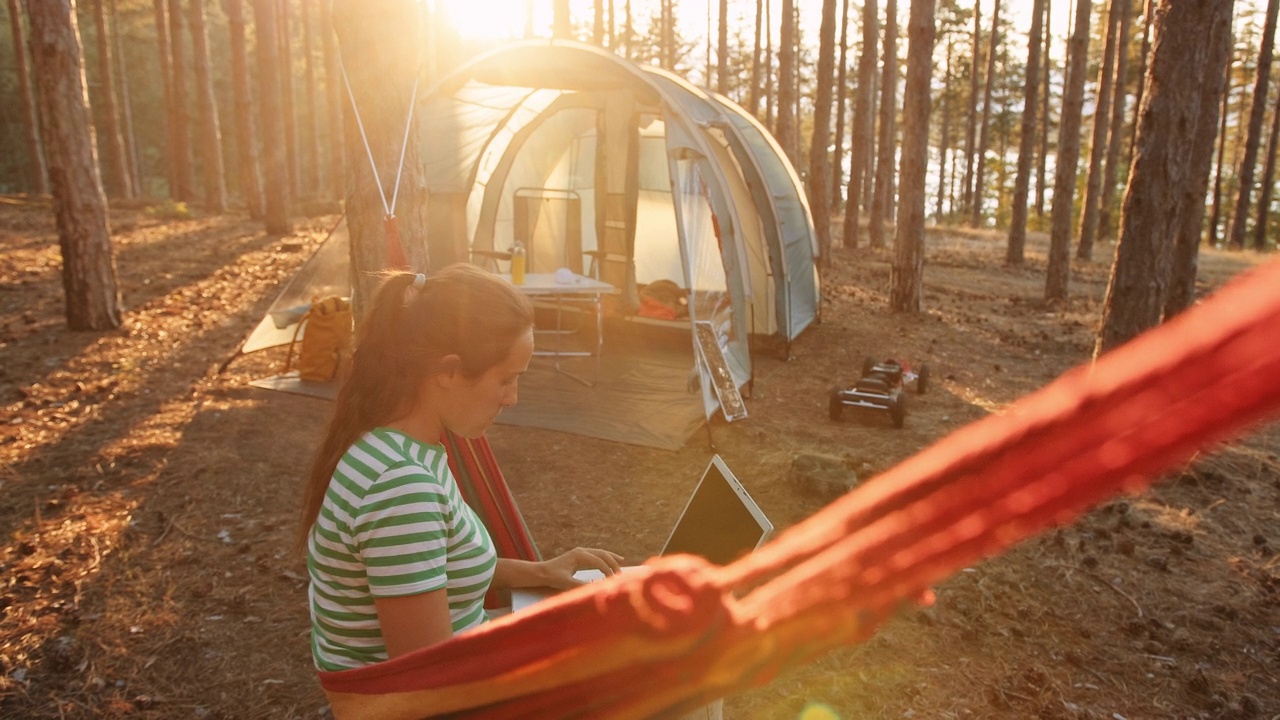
[509, 455, 773, 611]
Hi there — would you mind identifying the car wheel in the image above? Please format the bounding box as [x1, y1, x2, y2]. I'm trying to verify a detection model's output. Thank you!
[829, 386, 845, 421]
[861, 356, 876, 377]
[890, 393, 906, 428]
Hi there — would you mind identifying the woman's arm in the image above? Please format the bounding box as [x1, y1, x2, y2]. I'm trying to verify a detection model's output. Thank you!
[493, 547, 625, 591]
[373, 589, 453, 659]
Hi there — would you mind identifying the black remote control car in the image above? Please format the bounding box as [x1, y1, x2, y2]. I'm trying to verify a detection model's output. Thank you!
[829, 357, 930, 429]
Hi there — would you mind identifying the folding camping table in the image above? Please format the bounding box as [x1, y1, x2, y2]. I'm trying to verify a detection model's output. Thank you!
[498, 272, 616, 387]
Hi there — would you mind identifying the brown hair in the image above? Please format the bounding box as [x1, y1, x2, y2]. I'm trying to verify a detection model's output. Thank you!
[297, 263, 533, 549]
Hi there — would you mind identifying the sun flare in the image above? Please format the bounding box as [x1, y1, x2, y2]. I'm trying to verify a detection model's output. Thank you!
[432, 0, 532, 43]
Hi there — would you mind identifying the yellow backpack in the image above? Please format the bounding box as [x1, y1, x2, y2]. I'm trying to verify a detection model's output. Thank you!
[284, 296, 352, 383]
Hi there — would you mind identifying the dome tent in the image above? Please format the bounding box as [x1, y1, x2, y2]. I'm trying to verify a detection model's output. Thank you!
[415, 40, 820, 448]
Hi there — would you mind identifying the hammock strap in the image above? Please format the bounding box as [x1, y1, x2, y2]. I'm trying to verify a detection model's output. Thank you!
[337, 46, 420, 270]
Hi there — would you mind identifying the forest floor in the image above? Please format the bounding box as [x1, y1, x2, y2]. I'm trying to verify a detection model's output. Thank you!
[0, 195, 1278, 719]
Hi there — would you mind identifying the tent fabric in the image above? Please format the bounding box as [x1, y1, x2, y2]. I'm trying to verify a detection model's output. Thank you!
[708, 92, 820, 340]
[417, 40, 820, 446]
[317, 261, 1280, 719]
[239, 217, 350, 355]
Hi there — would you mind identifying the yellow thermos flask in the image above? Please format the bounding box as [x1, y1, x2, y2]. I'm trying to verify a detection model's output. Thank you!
[511, 240, 526, 285]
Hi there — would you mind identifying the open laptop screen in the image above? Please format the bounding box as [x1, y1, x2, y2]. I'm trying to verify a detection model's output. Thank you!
[660, 455, 774, 566]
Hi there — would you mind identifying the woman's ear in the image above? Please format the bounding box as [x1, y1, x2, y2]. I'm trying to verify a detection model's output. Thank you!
[435, 354, 464, 387]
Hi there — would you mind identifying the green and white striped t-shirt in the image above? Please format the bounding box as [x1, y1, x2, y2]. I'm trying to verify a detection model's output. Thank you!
[306, 428, 496, 671]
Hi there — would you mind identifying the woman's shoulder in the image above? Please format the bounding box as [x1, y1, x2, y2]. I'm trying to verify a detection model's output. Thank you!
[343, 428, 449, 485]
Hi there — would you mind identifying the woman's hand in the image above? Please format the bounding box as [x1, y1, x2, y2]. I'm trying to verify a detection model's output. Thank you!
[539, 547, 625, 590]
[493, 549, 626, 591]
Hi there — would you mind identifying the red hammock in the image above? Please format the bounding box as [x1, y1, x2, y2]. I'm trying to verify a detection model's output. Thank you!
[321, 259, 1280, 720]
[441, 431, 541, 609]
[443, 431, 540, 564]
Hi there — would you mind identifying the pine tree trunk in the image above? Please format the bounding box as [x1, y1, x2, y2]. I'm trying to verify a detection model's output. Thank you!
[1007, 0, 1045, 266]
[7, 0, 48, 194]
[842, 0, 876, 248]
[1165, 1, 1234, 318]
[1252, 84, 1280, 250]
[227, 0, 263, 218]
[594, 0, 605, 45]
[90, 0, 131, 198]
[623, 0, 633, 59]
[1231, 51, 1249, 185]
[253, 0, 291, 234]
[830, 0, 850, 213]
[301, 0, 321, 196]
[1097, 0, 1219, 355]
[869, 0, 898, 249]
[970, 0, 1001, 227]
[792, 2, 802, 163]
[167, 0, 194, 201]
[891, 0, 936, 313]
[1045, 0, 1092, 302]
[1226, 0, 1280, 250]
[606, 0, 614, 48]
[332, 0, 428, 304]
[764, 0, 774, 126]
[24, 0, 121, 330]
[320, 0, 344, 200]
[938, 37, 952, 221]
[1126, 0, 1153, 165]
[776, 0, 797, 165]
[717, 0, 728, 94]
[1208, 55, 1233, 247]
[994, 87, 1010, 220]
[863, 70, 878, 211]
[661, 0, 673, 69]
[188, 0, 227, 212]
[152, 0, 175, 195]
[109, 0, 141, 193]
[278, 0, 300, 197]
[704, 2, 712, 81]
[1075, 0, 1121, 261]
[961, 0, 982, 216]
[748, 0, 762, 114]
[809, 0, 838, 265]
[553, 0, 571, 39]
[1097, 0, 1132, 240]
[1035, 0, 1051, 217]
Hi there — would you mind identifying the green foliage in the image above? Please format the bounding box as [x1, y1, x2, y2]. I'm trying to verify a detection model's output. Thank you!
[145, 199, 192, 219]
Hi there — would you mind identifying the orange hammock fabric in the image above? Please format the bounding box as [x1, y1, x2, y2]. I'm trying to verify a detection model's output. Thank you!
[441, 431, 541, 610]
[320, 259, 1280, 720]
[442, 431, 540, 563]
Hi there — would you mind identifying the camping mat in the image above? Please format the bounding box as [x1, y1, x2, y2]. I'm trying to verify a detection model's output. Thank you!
[496, 338, 705, 451]
[249, 373, 339, 401]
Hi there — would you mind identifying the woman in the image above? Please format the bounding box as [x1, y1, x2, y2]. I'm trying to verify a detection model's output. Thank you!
[299, 264, 622, 671]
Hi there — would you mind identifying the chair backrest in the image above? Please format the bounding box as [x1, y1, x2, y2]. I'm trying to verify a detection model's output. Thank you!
[513, 188, 582, 274]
